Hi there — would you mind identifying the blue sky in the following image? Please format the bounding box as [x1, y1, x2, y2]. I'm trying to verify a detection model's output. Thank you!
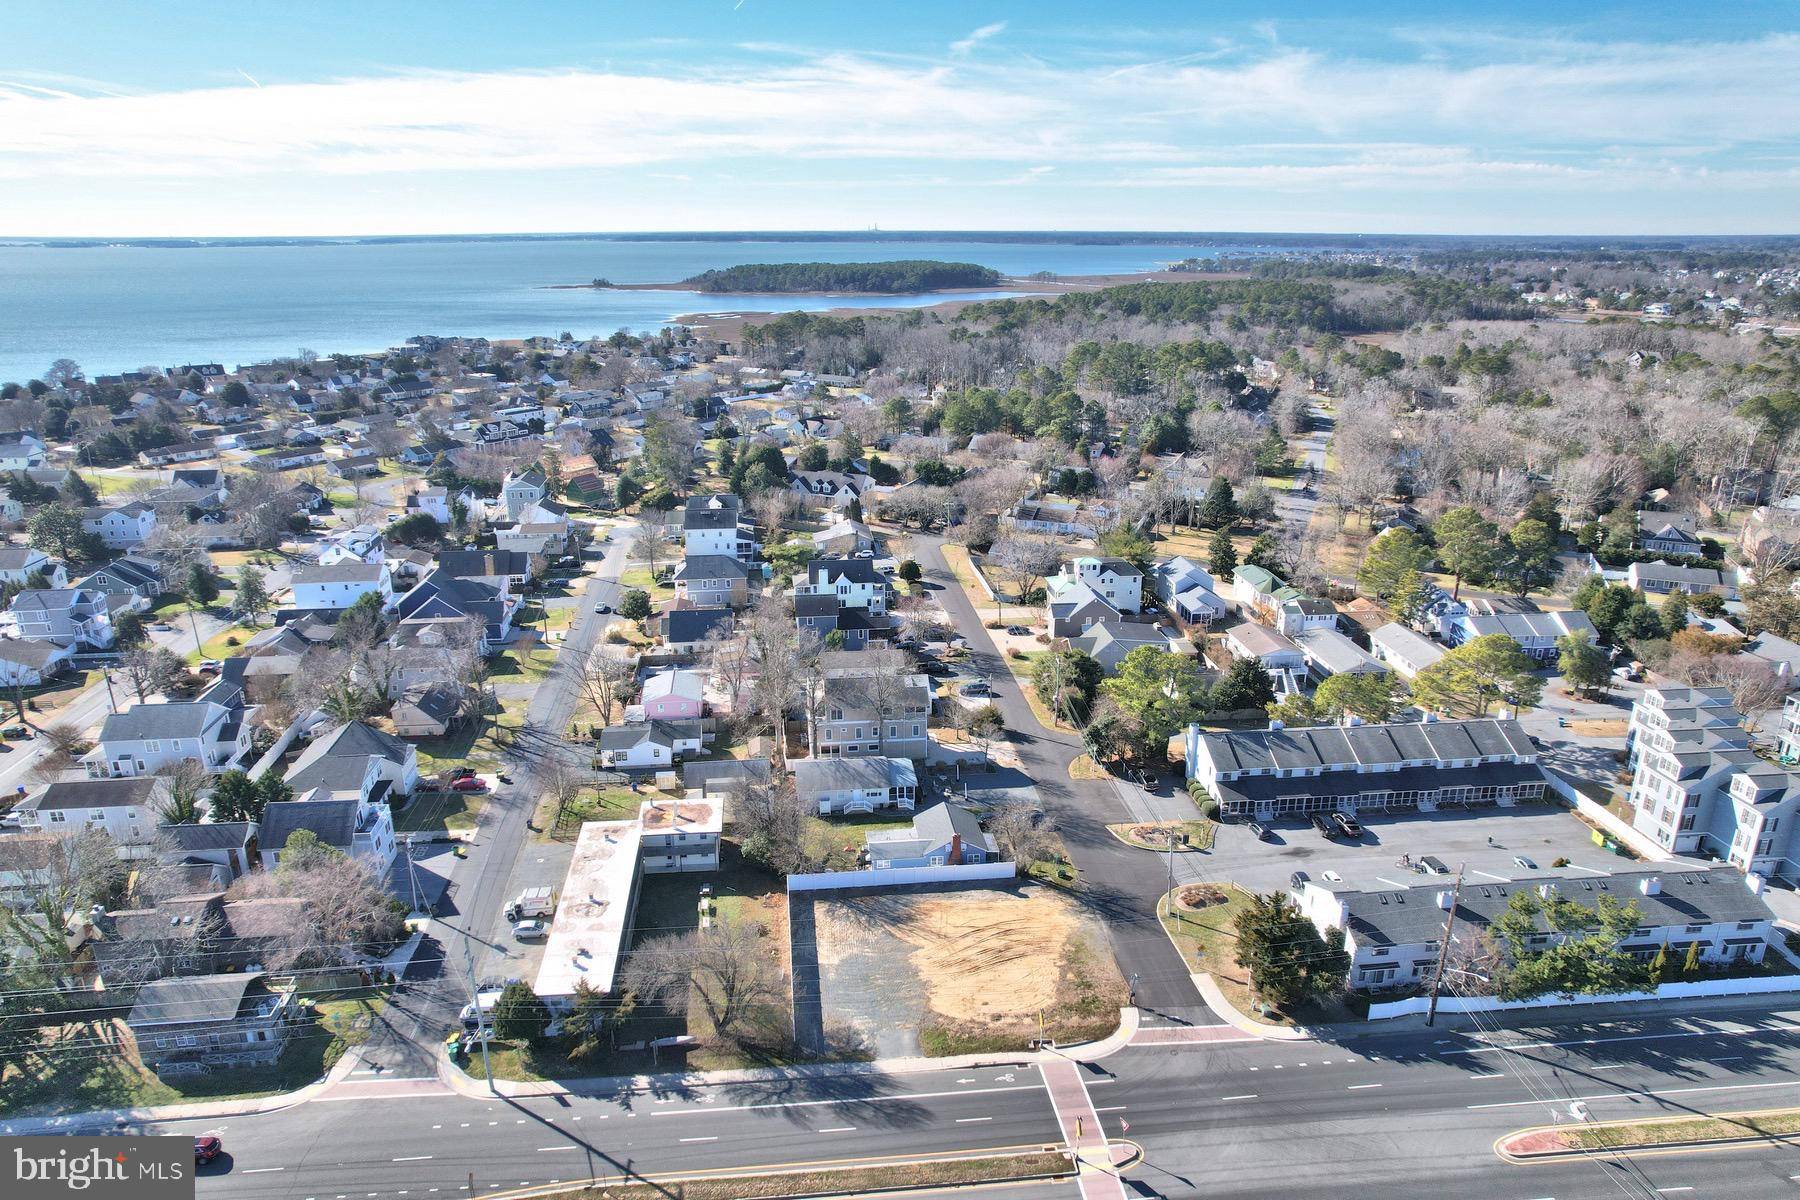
[2, 1, 1796, 236]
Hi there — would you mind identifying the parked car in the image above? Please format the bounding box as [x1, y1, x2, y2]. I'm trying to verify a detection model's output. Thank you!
[450, 776, 488, 792]
[594, 603, 612, 614]
[1, 725, 31, 740]
[1512, 855, 1537, 870]
[1247, 821, 1272, 841]
[957, 680, 992, 698]
[150, 622, 174, 632]
[1331, 812, 1363, 838]
[1309, 814, 1335, 836]
[511, 918, 548, 941]
[1321, 870, 1343, 884]
[1290, 870, 1310, 889]
[1005, 625, 1030, 636]
[194, 1136, 222, 1164]
[449, 766, 476, 780]
[1420, 855, 1450, 875]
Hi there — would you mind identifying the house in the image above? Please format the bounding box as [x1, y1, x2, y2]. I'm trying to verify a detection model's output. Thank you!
[73, 555, 164, 605]
[81, 501, 157, 549]
[1440, 597, 1598, 662]
[1224, 621, 1306, 675]
[0, 547, 66, 589]
[126, 973, 296, 1074]
[1626, 561, 1738, 598]
[788, 469, 868, 509]
[1184, 716, 1544, 820]
[794, 593, 894, 650]
[636, 670, 706, 721]
[495, 519, 579, 559]
[408, 485, 476, 526]
[386, 615, 483, 694]
[90, 892, 302, 986]
[660, 607, 734, 656]
[284, 720, 419, 803]
[391, 682, 466, 738]
[1070, 619, 1197, 675]
[0, 637, 74, 686]
[812, 517, 875, 558]
[257, 793, 396, 874]
[1631, 689, 1800, 879]
[1296, 865, 1775, 993]
[290, 561, 393, 612]
[436, 548, 534, 590]
[319, 524, 386, 566]
[391, 569, 516, 646]
[798, 558, 890, 614]
[0, 431, 47, 471]
[1741, 633, 1800, 687]
[1296, 628, 1389, 681]
[1275, 597, 1340, 639]
[1232, 565, 1296, 620]
[637, 797, 722, 873]
[1005, 497, 1097, 539]
[865, 803, 1001, 869]
[682, 493, 757, 561]
[11, 777, 168, 852]
[1046, 579, 1120, 640]
[1638, 512, 1704, 558]
[501, 465, 548, 521]
[597, 720, 707, 770]
[1050, 557, 1143, 614]
[156, 821, 259, 884]
[793, 756, 917, 815]
[814, 665, 932, 760]
[1368, 622, 1446, 680]
[1152, 556, 1228, 625]
[683, 756, 771, 797]
[673, 554, 750, 608]
[86, 698, 253, 778]
[7, 587, 114, 649]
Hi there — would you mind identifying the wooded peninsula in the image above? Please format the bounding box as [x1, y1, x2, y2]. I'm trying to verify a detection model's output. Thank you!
[678, 259, 1004, 294]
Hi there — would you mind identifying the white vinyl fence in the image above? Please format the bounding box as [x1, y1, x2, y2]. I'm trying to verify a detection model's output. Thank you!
[1368, 973, 1800, 1021]
[786, 861, 1017, 893]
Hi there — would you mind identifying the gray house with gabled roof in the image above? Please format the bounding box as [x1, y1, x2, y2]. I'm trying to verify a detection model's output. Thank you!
[865, 803, 1001, 868]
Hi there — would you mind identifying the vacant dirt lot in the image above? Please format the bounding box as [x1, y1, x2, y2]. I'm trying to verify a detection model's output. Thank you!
[813, 884, 1126, 1057]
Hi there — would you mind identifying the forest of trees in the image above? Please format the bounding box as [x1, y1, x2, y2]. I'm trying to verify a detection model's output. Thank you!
[682, 260, 1003, 294]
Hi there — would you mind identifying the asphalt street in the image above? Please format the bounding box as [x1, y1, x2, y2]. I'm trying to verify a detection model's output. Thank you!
[914, 534, 1214, 1025]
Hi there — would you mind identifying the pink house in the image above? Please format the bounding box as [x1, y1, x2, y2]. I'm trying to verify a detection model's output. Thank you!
[640, 670, 705, 721]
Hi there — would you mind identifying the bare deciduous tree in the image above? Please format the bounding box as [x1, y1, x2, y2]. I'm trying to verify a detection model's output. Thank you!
[623, 922, 783, 1041]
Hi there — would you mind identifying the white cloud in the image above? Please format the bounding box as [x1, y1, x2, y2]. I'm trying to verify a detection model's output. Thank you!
[950, 22, 1006, 59]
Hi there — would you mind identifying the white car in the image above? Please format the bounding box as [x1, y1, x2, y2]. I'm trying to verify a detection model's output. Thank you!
[1321, 870, 1343, 884]
[511, 918, 548, 941]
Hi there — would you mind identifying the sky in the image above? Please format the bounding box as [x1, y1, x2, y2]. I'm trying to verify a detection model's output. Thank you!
[1, 0, 1797, 237]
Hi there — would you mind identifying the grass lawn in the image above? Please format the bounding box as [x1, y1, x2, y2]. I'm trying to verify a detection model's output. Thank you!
[919, 929, 1126, 1057]
[187, 621, 255, 664]
[803, 812, 916, 871]
[515, 1152, 1073, 1200]
[413, 702, 529, 774]
[540, 786, 642, 840]
[0, 991, 385, 1116]
[1157, 885, 1362, 1025]
[1562, 1106, 1800, 1152]
[619, 565, 675, 601]
[393, 789, 483, 836]
[487, 638, 556, 683]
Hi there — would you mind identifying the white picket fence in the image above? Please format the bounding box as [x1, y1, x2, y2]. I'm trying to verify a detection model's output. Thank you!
[786, 861, 1017, 893]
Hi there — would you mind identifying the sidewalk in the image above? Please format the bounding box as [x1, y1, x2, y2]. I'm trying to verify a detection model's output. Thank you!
[1040, 1054, 1127, 1200]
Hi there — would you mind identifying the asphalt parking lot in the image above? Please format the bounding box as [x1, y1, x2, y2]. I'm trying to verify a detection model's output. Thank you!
[1180, 803, 1638, 895]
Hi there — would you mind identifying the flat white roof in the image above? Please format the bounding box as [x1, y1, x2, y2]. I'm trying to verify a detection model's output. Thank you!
[639, 796, 723, 839]
[533, 820, 642, 1001]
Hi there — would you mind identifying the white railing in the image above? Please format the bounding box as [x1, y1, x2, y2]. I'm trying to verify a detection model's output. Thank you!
[786, 861, 1016, 892]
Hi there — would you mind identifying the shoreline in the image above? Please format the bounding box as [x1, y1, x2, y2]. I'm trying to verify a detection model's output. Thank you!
[658, 269, 1247, 340]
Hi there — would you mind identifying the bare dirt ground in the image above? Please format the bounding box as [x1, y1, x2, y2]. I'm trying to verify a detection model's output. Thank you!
[813, 885, 1125, 1056]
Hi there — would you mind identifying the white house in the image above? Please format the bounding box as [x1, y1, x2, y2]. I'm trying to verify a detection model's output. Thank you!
[682, 493, 757, 561]
[797, 557, 890, 614]
[597, 720, 707, 770]
[257, 793, 396, 876]
[1051, 557, 1143, 613]
[318, 525, 386, 566]
[81, 502, 157, 549]
[0, 432, 47, 472]
[0, 638, 74, 686]
[283, 721, 420, 803]
[290, 561, 393, 612]
[0, 547, 66, 589]
[793, 756, 918, 815]
[85, 699, 254, 778]
[12, 777, 168, 853]
[1368, 622, 1446, 680]
[637, 797, 721, 874]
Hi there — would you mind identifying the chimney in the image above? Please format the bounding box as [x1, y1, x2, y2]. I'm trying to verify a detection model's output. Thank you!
[1343, 713, 1363, 727]
[1639, 876, 1661, 896]
[1422, 711, 1438, 723]
[1437, 889, 1455, 910]
[949, 834, 963, 865]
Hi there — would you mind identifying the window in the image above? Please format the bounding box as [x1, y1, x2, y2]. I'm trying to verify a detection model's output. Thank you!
[146, 741, 160, 752]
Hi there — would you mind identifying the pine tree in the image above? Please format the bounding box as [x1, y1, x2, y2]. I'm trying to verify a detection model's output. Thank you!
[1648, 945, 1670, 985]
[1208, 527, 1237, 578]
[1198, 477, 1237, 528]
[1681, 940, 1702, 976]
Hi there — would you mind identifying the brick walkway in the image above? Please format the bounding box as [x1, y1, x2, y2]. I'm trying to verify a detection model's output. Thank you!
[1040, 1057, 1127, 1200]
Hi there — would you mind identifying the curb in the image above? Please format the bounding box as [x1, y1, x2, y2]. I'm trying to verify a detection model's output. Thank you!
[440, 1008, 1144, 1099]
[1496, 1107, 1800, 1163]
[1192, 974, 1315, 1041]
[1102, 822, 1208, 854]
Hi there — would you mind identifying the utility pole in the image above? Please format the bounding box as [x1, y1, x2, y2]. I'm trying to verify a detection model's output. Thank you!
[1424, 864, 1466, 1027]
[462, 945, 496, 1094]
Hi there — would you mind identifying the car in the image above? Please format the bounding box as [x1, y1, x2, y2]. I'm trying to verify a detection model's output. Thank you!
[594, 603, 612, 614]
[1005, 625, 1030, 636]
[1247, 821, 1272, 841]
[1289, 870, 1310, 889]
[449, 766, 476, 780]
[853, 549, 876, 559]
[511, 918, 548, 940]
[450, 776, 487, 792]
[0, 725, 31, 740]
[957, 680, 992, 697]
[150, 622, 174, 632]
[200, 658, 222, 669]
[1513, 855, 1537, 870]
[1420, 855, 1451, 875]
[1331, 812, 1363, 838]
[1321, 870, 1343, 884]
[1309, 814, 1336, 836]
[194, 1136, 222, 1164]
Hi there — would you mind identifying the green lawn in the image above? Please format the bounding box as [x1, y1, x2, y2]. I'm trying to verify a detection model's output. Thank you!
[0, 991, 385, 1116]
[186, 621, 255, 664]
[542, 786, 642, 840]
[803, 812, 915, 871]
[413, 702, 529, 774]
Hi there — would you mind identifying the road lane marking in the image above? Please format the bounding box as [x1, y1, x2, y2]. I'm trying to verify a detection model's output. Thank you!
[1468, 1078, 1800, 1110]
[536, 1146, 575, 1152]
[679, 1136, 717, 1142]
[1470, 1073, 1505, 1080]
[956, 1117, 992, 1123]
[1448, 1023, 1800, 1056]
[1094, 1106, 1127, 1113]
[817, 1127, 856, 1133]
[1470, 869, 1511, 882]
[393, 1156, 433, 1162]
[242, 1167, 285, 1173]
[1221, 1094, 1258, 1101]
[1347, 1084, 1383, 1090]
[1657, 1189, 1694, 1194]
[650, 1081, 1044, 1117]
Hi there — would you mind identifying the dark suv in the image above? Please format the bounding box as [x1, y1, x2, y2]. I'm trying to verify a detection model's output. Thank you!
[1309, 814, 1336, 836]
